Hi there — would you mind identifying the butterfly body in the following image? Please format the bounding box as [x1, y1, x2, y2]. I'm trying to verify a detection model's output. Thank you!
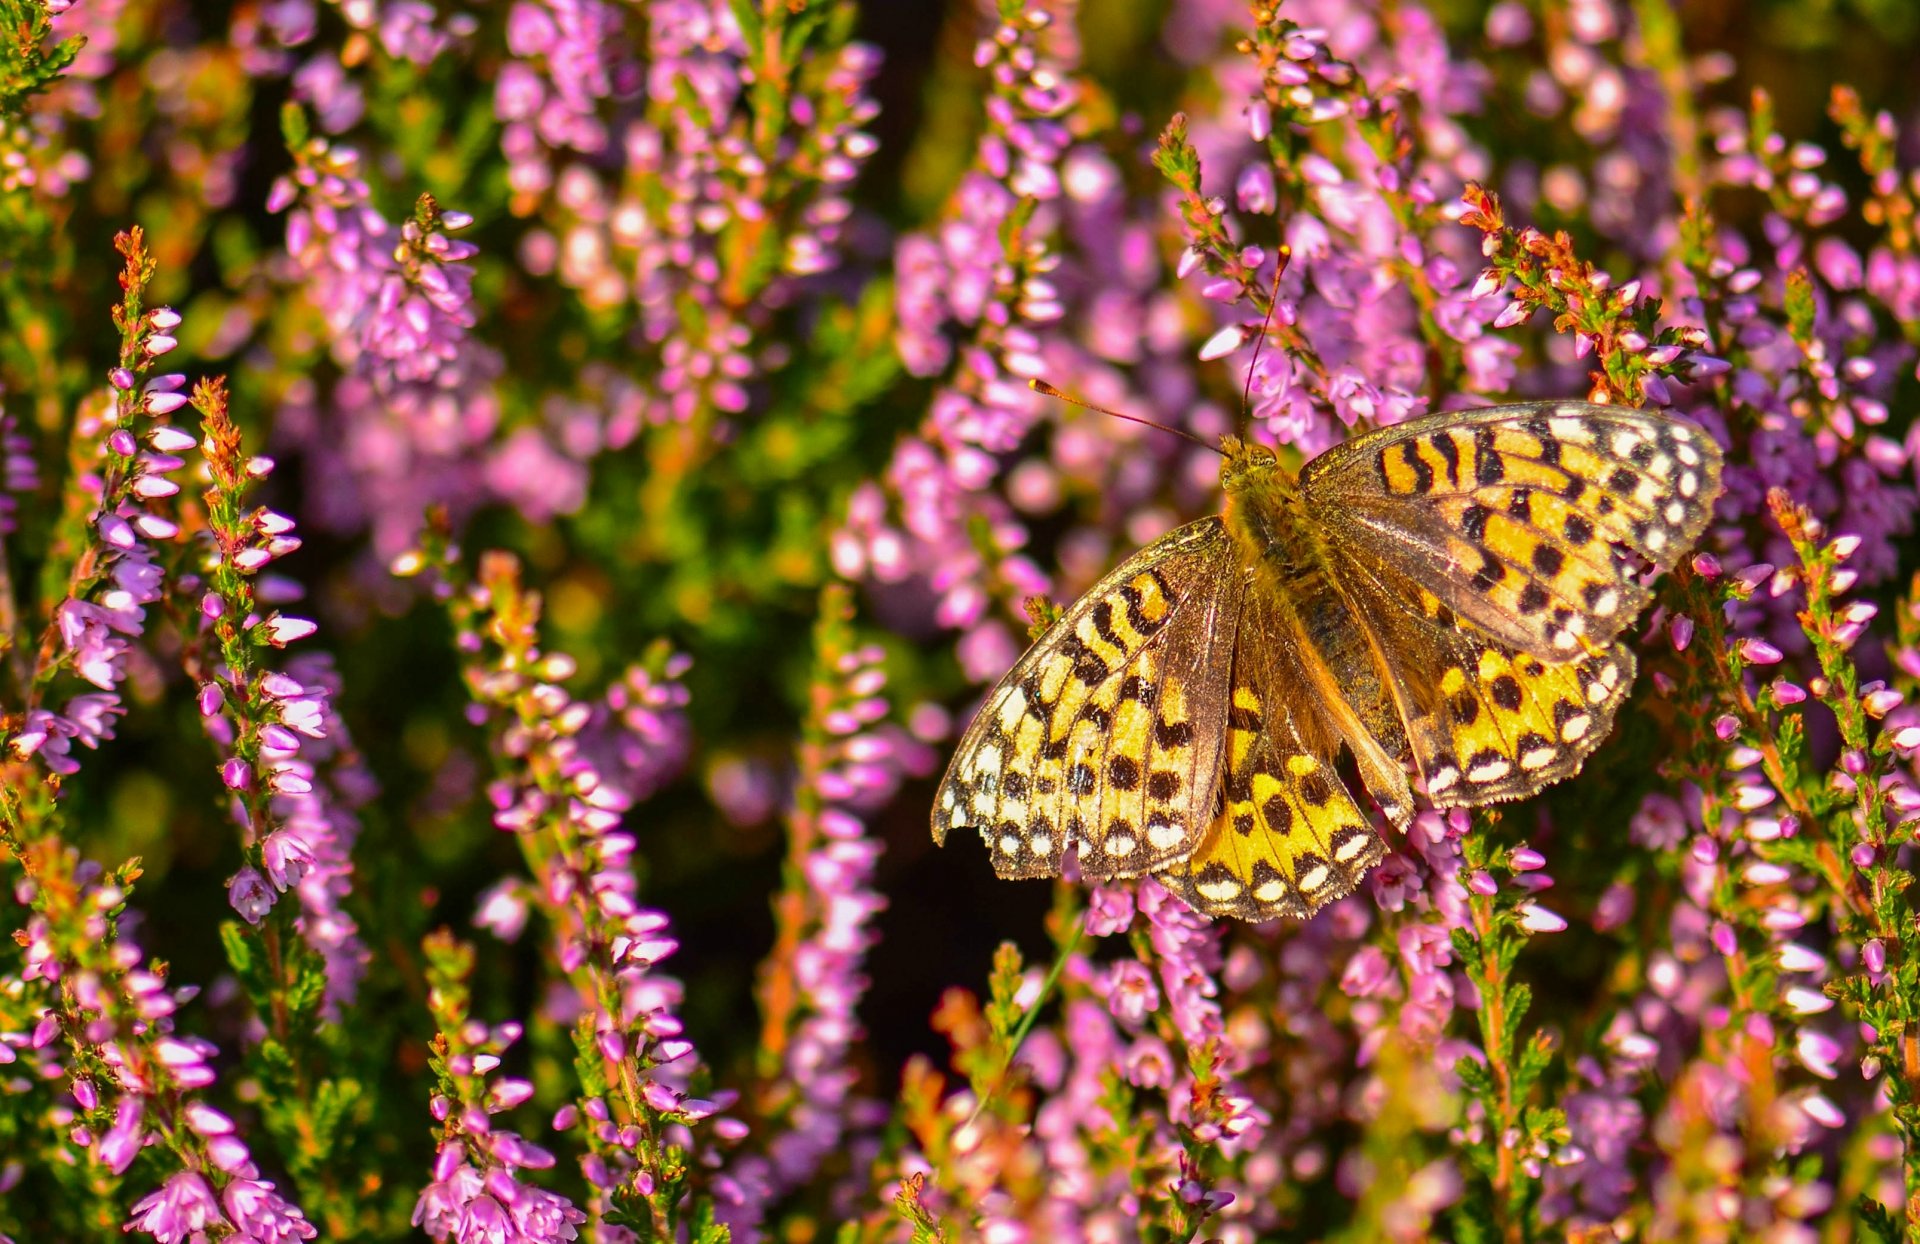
[933, 401, 1723, 921]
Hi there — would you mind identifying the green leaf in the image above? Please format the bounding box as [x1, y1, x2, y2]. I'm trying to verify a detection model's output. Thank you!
[726, 0, 761, 42]
[1855, 1194, 1902, 1244]
[1784, 268, 1817, 346]
[280, 101, 311, 150]
[688, 1198, 732, 1244]
[1454, 1054, 1496, 1097]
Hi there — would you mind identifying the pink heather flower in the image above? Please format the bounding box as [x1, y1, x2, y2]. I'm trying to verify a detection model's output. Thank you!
[1630, 793, 1688, 851]
[1519, 904, 1568, 933]
[126, 1170, 226, 1242]
[1105, 959, 1162, 1029]
[1086, 884, 1135, 936]
[96, 1097, 145, 1175]
[221, 1178, 316, 1241]
[1339, 944, 1396, 999]
[261, 830, 315, 890]
[228, 867, 276, 924]
[263, 615, 318, 645]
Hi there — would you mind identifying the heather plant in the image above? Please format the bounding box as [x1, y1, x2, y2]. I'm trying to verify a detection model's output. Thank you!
[2, 0, 1919, 1241]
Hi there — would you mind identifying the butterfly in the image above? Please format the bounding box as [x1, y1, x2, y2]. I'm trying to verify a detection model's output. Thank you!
[931, 400, 1723, 921]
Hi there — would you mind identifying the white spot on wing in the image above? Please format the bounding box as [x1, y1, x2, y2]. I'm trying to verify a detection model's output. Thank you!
[1333, 831, 1372, 862]
[1468, 756, 1512, 782]
[1146, 819, 1185, 852]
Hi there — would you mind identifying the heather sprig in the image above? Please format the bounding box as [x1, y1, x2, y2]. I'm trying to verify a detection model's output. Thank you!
[1447, 830, 1567, 1241]
[1764, 490, 1920, 1230]
[0, 795, 316, 1244]
[1458, 183, 1714, 407]
[0, 1, 82, 117]
[731, 583, 893, 1231]
[414, 929, 587, 1244]
[171, 375, 381, 1233]
[6, 229, 184, 782]
[438, 543, 720, 1236]
[1158, 5, 1520, 449]
[848, 0, 1081, 684]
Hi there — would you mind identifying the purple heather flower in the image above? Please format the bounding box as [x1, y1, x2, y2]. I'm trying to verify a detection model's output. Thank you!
[274, 138, 531, 555]
[0, 401, 37, 535]
[126, 1170, 225, 1243]
[220, 1178, 316, 1242]
[227, 868, 276, 925]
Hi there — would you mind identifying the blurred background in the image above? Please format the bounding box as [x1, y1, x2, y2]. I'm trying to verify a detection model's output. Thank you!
[15, 0, 1920, 1105]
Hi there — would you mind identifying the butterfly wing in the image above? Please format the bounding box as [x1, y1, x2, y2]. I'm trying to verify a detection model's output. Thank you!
[1302, 401, 1722, 663]
[932, 518, 1242, 881]
[1154, 586, 1387, 921]
[1334, 558, 1638, 805]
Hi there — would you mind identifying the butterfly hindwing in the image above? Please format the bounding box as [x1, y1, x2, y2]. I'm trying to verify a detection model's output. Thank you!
[1155, 589, 1387, 921]
[931, 518, 1240, 880]
[1336, 562, 1638, 805]
[1303, 401, 1722, 662]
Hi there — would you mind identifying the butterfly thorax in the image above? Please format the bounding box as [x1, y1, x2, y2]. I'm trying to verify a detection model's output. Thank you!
[1219, 436, 1331, 598]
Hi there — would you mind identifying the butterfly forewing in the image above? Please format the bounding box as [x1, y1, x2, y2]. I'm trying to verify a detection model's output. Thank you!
[1303, 401, 1722, 663]
[1154, 588, 1387, 921]
[932, 518, 1241, 880]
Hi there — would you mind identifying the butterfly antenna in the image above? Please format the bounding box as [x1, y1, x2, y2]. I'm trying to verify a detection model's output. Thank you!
[1029, 379, 1221, 454]
[1239, 243, 1292, 430]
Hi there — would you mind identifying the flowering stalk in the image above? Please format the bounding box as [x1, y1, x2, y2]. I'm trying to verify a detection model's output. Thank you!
[6, 228, 184, 782]
[1449, 832, 1565, 1243]
[272, 112, 504, 555]
[843, 0, 1078, 685]
[1762, 491, 1920, 1232]
[436, 544, 721, 1237]
[1, 790, 316, 1243]
[413, 929, 588, 1244]
[734, 583, 890, 1227]
[1458, 184, 1714, 406]
[1157, 6, 1524, 449]
[172, 375, 378, 1233]
[1154, 116, 1326, 383]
